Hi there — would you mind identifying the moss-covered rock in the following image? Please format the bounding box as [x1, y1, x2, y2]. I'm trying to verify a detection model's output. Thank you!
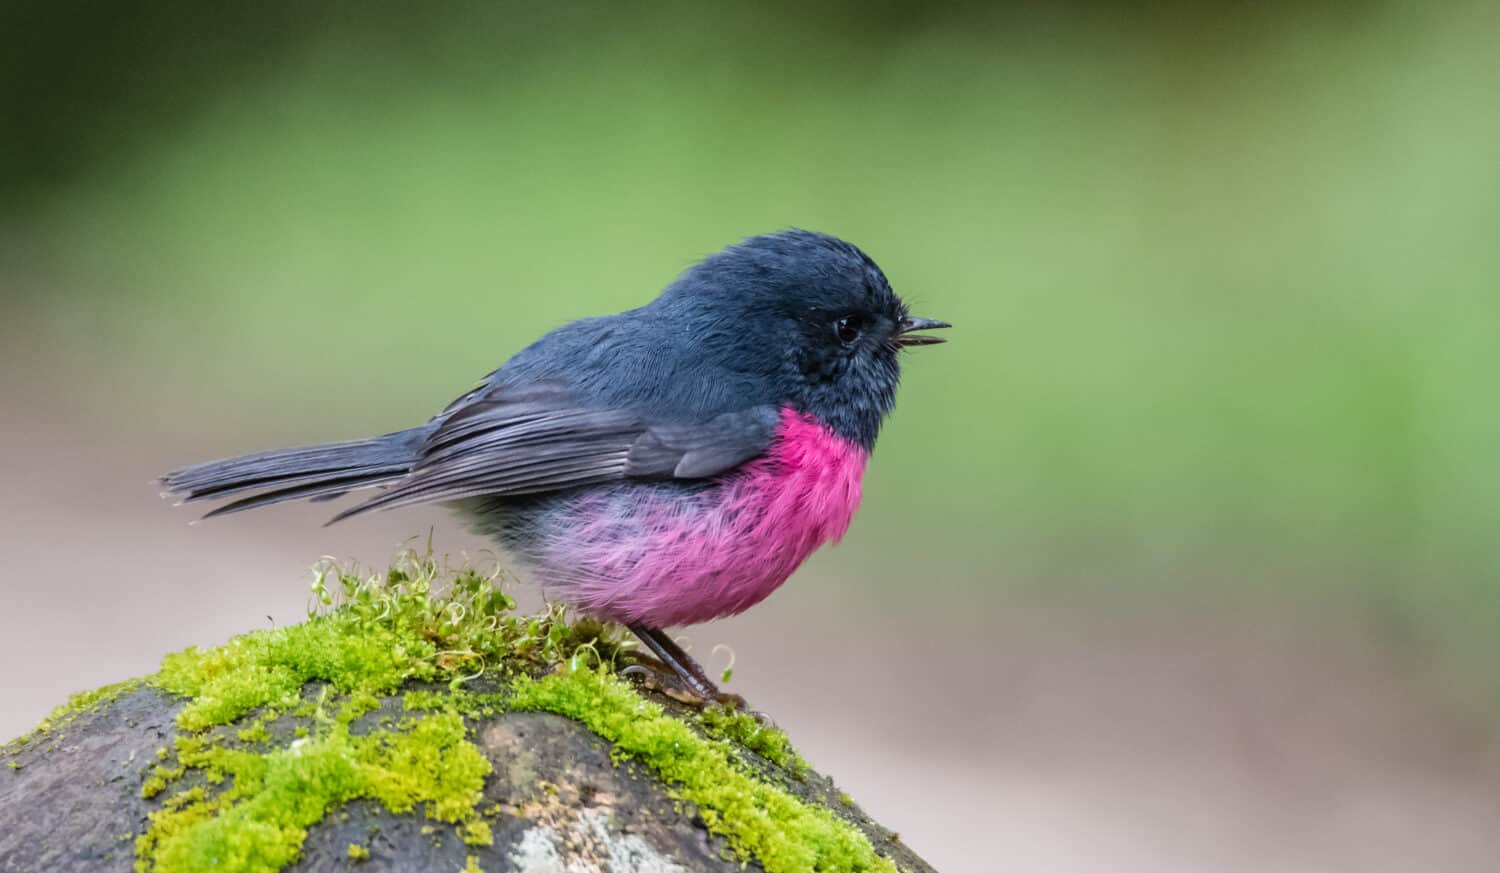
[0, 553, 933, 873]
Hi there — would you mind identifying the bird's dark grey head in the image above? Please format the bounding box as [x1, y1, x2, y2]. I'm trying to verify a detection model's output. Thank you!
[652, 229, 948, 449]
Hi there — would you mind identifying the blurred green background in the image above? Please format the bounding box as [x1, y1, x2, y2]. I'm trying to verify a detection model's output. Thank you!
[3, 2, 1500, 869]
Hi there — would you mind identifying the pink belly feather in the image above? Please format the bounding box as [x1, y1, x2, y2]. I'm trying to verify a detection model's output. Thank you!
[537, 408, 867, 628]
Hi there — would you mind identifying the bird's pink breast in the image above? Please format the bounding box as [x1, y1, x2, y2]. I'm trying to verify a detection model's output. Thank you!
[534, 408, 867, 627]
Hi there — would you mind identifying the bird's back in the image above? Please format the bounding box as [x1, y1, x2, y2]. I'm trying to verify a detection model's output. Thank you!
[488, 302, 792, 427]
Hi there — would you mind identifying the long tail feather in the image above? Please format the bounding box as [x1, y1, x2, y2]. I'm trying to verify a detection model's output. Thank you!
[160, 428, 428, 520]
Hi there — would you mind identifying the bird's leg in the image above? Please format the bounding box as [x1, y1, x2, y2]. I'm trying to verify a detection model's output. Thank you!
[626, 624, 748, 711]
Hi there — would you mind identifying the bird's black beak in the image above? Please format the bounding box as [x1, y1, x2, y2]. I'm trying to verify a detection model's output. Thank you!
[895, 316, 951, 346]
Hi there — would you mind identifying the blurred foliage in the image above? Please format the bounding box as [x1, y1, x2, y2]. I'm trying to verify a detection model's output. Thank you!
[3, 3, 1498, 685]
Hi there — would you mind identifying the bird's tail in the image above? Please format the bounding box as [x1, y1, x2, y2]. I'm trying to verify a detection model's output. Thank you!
[160, 427, 431, 520]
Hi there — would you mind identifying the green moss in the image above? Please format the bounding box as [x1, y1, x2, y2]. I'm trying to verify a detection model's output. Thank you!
[699, 705, 808, 774]
[22, 677, 142, 740]
[346, 843, 370, 861]
[141, 762, 186, 799]
[151, 556, 550, 733]
[236, 722, 271, 745]
[113, 551, 886, 873]
[401, 689, 448, 712]
[154, 620, 427, 732]
[460, 819, 493, 846]
[511, 667, 895, 873]
[137, 713, 488, 873]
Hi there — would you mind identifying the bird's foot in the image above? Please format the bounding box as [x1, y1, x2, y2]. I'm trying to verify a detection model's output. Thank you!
[623, 624, 777, 723]
[620, 655, 745, 708]
[620, 657, 701, 705]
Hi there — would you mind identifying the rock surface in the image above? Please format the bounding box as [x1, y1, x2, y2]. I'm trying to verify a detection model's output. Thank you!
[0, 682, 934, 873]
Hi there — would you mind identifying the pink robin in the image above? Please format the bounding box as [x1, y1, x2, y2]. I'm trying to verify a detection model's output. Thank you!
[161, 229, 949, 705]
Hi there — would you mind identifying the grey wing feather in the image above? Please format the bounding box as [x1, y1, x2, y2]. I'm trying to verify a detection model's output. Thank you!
[627, 406, 781, 478]
[327, 385, 778, 524]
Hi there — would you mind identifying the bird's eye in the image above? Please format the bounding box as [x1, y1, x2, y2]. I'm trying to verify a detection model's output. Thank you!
[834, 315, 866, 345]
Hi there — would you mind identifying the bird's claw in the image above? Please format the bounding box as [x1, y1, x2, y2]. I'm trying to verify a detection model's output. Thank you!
[622, 657, 757, 712]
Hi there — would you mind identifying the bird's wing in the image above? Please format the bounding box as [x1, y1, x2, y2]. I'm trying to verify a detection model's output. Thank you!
[328, 382, 779, 522]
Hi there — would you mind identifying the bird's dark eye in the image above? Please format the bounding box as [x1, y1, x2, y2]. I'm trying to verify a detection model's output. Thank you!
[834, 315, 866, 345]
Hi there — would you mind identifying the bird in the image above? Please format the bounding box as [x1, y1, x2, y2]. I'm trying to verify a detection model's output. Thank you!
[159, 229, 949, 706]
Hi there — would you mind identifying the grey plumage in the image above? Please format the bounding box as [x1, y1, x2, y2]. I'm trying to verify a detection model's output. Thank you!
[159, 229, 931, 523]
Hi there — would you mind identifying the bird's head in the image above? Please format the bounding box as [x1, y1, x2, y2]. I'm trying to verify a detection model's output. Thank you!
[656, 229, 948, 450]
